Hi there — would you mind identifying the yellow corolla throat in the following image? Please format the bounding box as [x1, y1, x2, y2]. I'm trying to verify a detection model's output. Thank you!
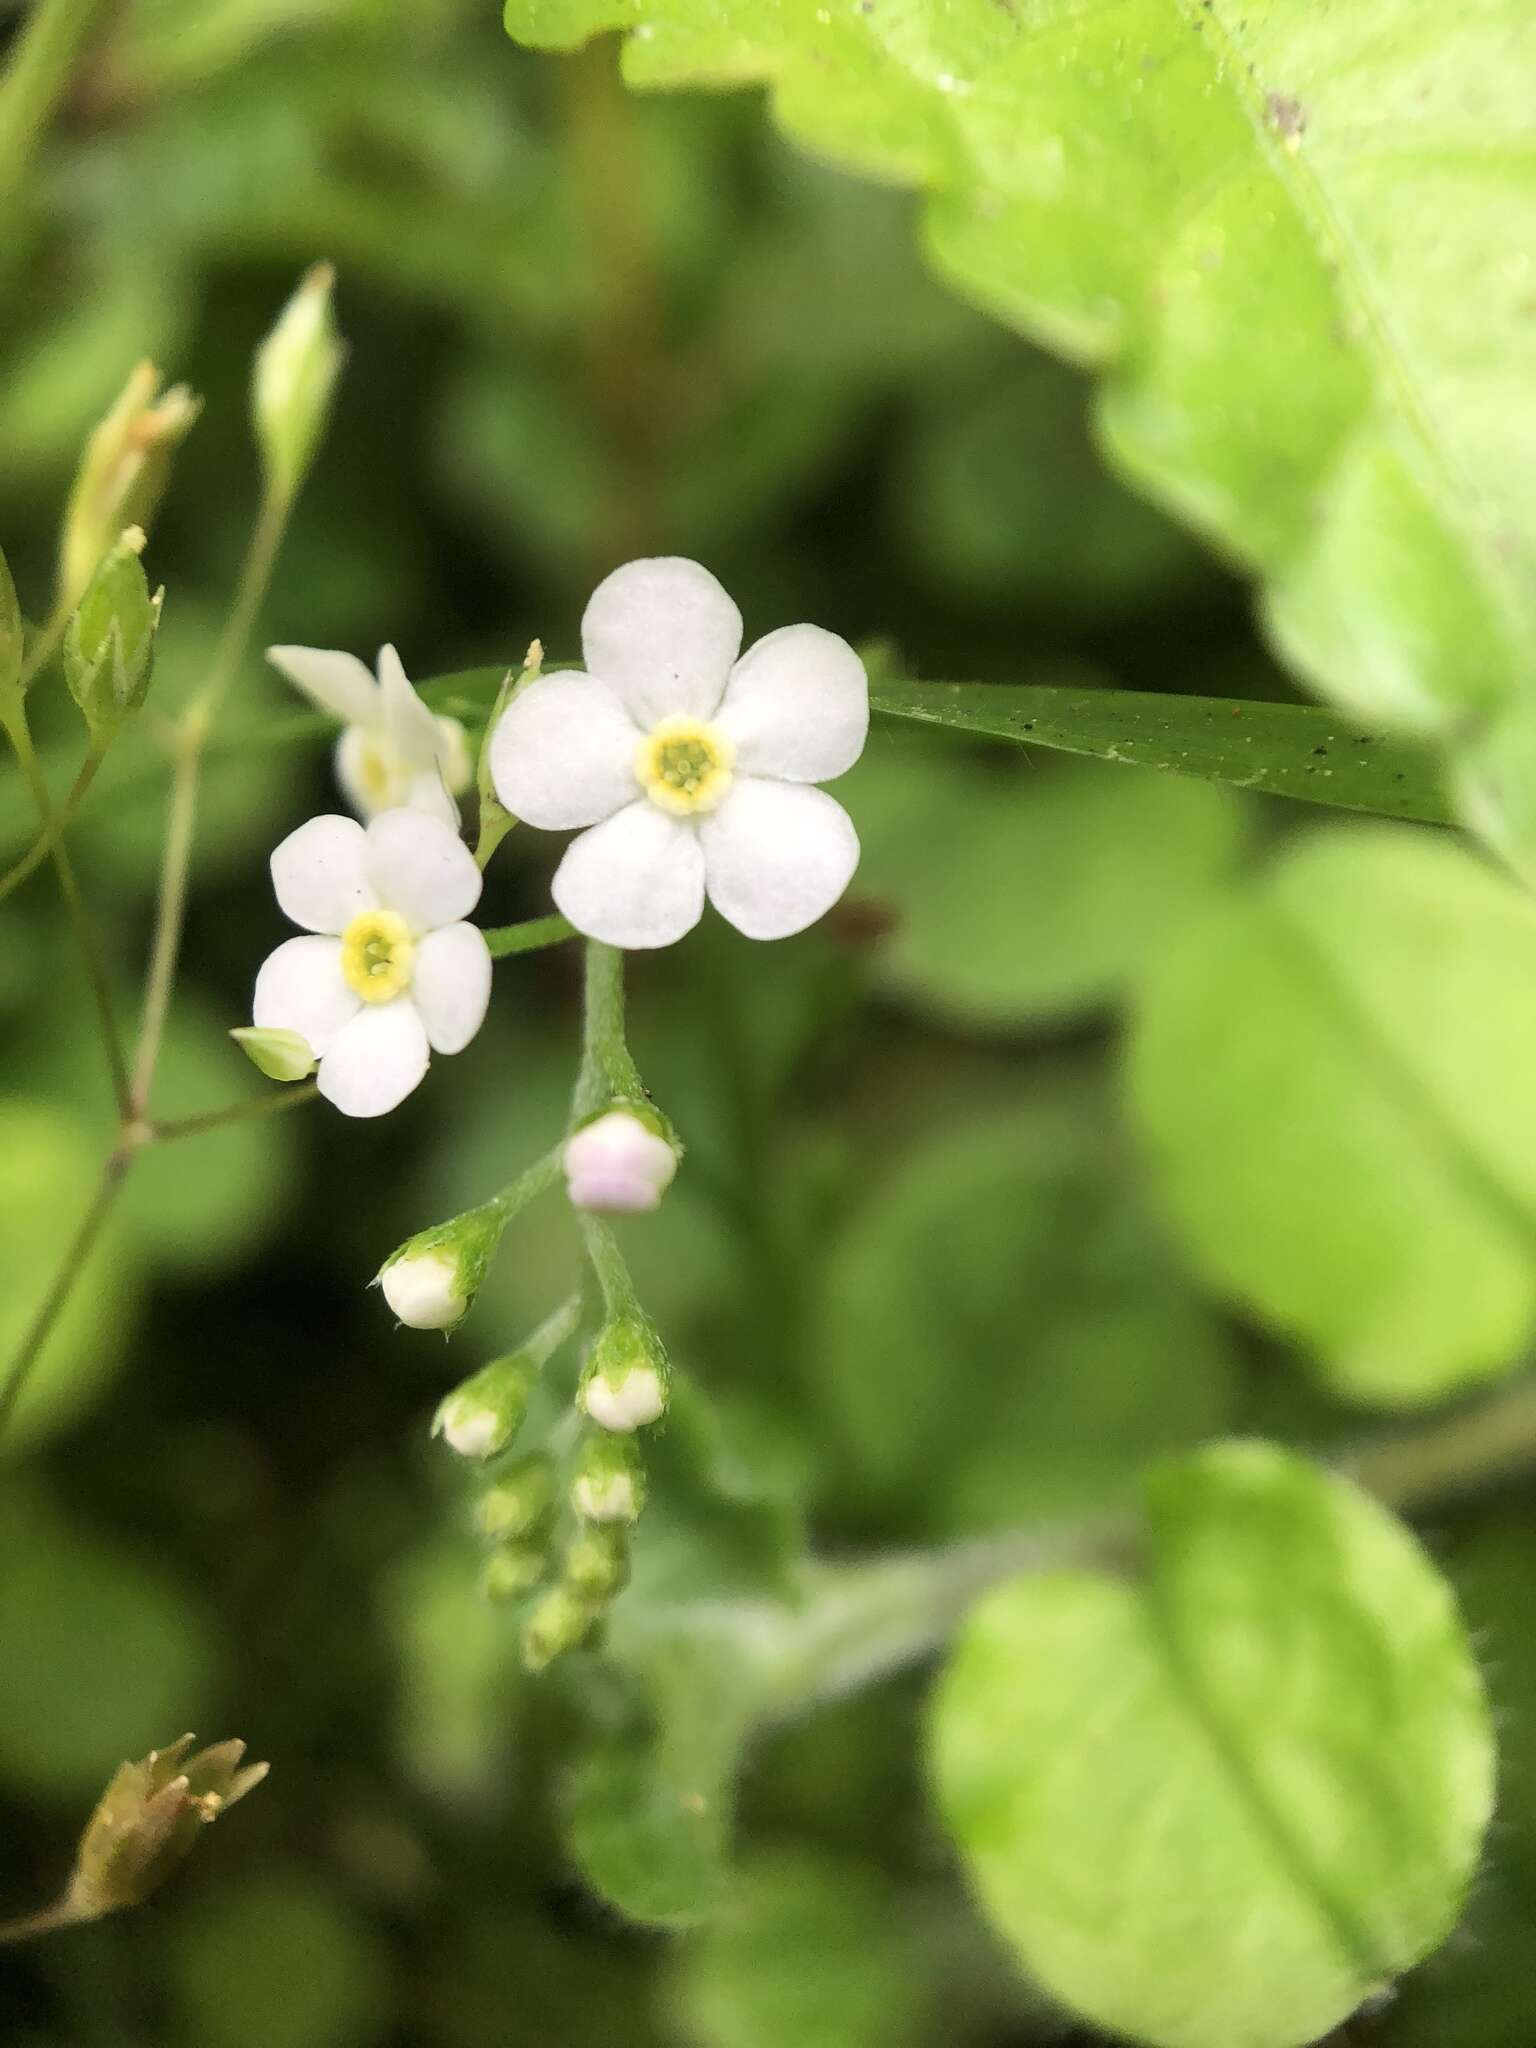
[634, 716, 736, 818]
[340, 909, 416, 1003]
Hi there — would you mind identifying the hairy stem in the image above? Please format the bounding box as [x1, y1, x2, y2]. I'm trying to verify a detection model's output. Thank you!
[572, 939, 642, 1123]
[483, 913, 578, 959]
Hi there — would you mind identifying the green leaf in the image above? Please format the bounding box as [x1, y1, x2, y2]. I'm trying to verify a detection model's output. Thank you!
[1128, 823, 1536, 1406]
[872, 683, 1452, 826]
[504, 1, 1536, 852]
[820, 1108, 1235, 1533]
[849, 741, 1246, 1028]
[931, 1441, 1494, 2048]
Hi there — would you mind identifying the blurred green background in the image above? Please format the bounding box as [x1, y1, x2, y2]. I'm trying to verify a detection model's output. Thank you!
[2, 4, 1531, 2044]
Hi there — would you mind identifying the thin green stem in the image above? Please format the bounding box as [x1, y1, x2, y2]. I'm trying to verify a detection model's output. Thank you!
[0, 1151, 128, 1438]
[577, 1211, 641, 1322]
[152, 1082, 319, 1144]
[523, 1292, 583, 1370]
[486, 1146, 564, 1223]
[2, 703, 130, 1114]
[17, 594, 70, 689]
[483, 913, 578, 959]
[573, 939, 642, 1122]
[0, 0, 106, 206]
[0, 746, 103, 902]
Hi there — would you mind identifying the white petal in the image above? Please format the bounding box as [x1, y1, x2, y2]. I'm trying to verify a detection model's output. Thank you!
[552, 801, 706, 950]
[412, 922, 492, 1053]
[252, 935, 359, 1055]
[700, 778, 859, 940]
[317, 999, 430, 1118]
[581, 557, 741, 726]
[334, 727, 377, 817]
[365, 807, 481, 933]
[402, 769, 461, 826]
[377, 644, 444, 769]
[434, 715, 475, 796]
[714, 624, 869, 782]
[267, 645, 381, 726]
[489, 670, 640, 828]
[271, 814, 375, 933]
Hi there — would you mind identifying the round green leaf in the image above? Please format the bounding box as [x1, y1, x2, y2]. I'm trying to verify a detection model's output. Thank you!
[1128, 824, 1536, 1405]
[932, 1442, 1494, 2048]
[849, 745, 1244, 1030]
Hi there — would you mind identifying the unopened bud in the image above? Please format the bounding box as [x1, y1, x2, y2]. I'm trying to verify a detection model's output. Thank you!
[63, 529, 161, 742]
[562, 1524, 630, 1606]
[253, 264, 343, 508]
[563, 1108, 679, 1216]
[481, 1541, 546, 1605]
[474, 1456, 555, 1543]
[571, 1435, 644, 1524]
[433, 1355, 536, 1461]
[229, 1024, 316, 1082]
[579, 1316, 669, 1433]
[377, 1204, 503, 1332]
[522, 1586, 597, 1673]
[65, 1735, 266, 1923]
[60, 361, 200, 608]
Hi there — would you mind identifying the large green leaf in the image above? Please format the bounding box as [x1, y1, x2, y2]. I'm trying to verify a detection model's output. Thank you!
[1128, 824, 1536, 1406]
[931, 1442, 1494, 2048]
[503, 1, 1536, 859]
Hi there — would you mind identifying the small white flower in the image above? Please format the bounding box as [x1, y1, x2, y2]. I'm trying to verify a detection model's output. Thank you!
[380, 1250, 464, 1330]
[489, 557, 868, 949]
[268, 642, 473, 825]
[252, 808, 492, 1118]
[564, 1110, 678, 1215]
[581, 1366, 666, 1433]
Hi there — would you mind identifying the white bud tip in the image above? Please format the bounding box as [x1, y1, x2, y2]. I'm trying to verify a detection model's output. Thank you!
[438, 1401, 501, 1459]
[573, 1471, 639, 1522]
[120, 525, 148, 556]
[564, 1113, 677, 1217]
[381, 1251, 465, 1331]
[581, 1367, 665, 1433]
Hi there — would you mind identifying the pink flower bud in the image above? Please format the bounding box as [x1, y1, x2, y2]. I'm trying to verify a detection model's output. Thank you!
[563, 1110, 677, 1216]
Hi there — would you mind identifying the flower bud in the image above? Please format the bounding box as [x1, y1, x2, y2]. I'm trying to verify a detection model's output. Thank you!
[563, 1108, 679, 1216]
[229, 1025, 316, 1082]
[474, 1456, 556, 1543]
[480, 1540, 546, 1605]
[65, 1735, 266, 1923]
[562, 1524, 630, 1606]
[59, 361, 200, 609]
[63, 529, 162, 743]
[376, 1204, 504, 1332]
[579, 1316, 669, 1433]
[571, 1435, 645, 1524]
[522, 1586, 597, 1673]
[253, 264, 343, 509]
[432, 1355, 536, 1461]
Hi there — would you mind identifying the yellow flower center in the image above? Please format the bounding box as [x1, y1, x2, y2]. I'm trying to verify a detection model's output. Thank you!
[357, 737, 402, 807]
[340, 909, 415, 1003]
[634, 716, 735, 817]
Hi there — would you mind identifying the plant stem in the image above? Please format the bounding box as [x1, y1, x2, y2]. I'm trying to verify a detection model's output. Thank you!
[573, 939, 642, 1122]
[0, 1150, 129, 1437]
[152, 1083, 318, 1144]
[487, 1146, 564, 1223]
[0, 746, 103, 902]
[0, 0, 105, 206]
[483, 913, 577, 959]
[2, 702, 130, 1114]
[577, 1211, 642, 1321]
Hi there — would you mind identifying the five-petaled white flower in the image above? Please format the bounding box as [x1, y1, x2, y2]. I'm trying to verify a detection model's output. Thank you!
[268, 642, 473, 825]
[489, 557, 868, 949]
[253, 810, 492, 1117]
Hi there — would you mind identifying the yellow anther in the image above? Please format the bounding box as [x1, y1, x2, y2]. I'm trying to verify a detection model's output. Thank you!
[340, 908, 415, 1002]
[634, 715, 735, 817]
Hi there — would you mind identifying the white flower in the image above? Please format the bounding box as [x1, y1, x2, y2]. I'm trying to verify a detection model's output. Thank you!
[252, 808, 492, 1117]
[489, 557, 868, 949]
[380, 1251, 464, 1330]
[581, 1366, 666, 1433]
[268, 642, 473, 825]
[564, 1110, 678, 1215]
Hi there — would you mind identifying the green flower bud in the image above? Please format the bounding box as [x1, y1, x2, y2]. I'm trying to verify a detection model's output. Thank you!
[579, 1315, 669, 1434]
[253, 264, 343, 509]
[474, 1456, 556, 1543]
[522, 1586, 598, 1673]
[59, 361, 199, 610]
[229, 1025, 316, 1082]
[433, 1354, 537, 1461]
[63, 528, 162, 743]
[376, 1202, 505, 1332]
[480, 1540, 546, 1605]
[562, 1523, 630, 1606]
[571, 1434, 645, 1524]
[65, 1734, 267, 1923]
